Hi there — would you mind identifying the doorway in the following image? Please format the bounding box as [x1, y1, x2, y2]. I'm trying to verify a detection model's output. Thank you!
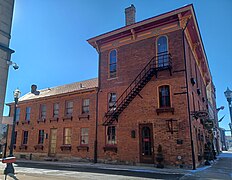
[139, 124, 154, 163]
[49, 128, 57, 157]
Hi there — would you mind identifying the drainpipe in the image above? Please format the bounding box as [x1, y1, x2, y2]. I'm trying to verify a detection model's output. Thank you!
[94, 42, 101, 163]
[182, 18, 196, 170]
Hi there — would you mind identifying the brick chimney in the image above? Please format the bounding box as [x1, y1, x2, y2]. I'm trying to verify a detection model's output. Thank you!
[31, 84, 37, 93]
[125, 4, 136, 26]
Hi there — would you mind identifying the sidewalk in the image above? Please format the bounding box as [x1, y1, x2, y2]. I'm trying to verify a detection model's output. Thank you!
[180, 151, 232, 180]
[0, 151, 231, 179]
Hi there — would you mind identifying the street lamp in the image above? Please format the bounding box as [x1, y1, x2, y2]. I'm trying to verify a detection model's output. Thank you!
[224, 87, 232, 136]
[4, 88, 21, 175]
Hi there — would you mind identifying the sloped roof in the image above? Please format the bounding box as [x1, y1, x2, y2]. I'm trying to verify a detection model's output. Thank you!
[18, 78, 98, 102]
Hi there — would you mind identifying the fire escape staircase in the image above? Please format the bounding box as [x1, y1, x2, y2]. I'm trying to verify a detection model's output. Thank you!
[103, 52, 172, 126]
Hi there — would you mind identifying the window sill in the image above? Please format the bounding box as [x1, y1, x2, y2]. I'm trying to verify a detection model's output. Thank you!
[107, 77, 118, 81]
[21, 120, 30, 125]
[77, 145, 89, 152]
[37, 118, 46, 123]
[156, 107, 174, 115]
[8, 145, 16, 150]
[78, 114, 90, 120]
[50, 117, 59, 122]
[62, 115, 73, 121]
[34, 144, 44, 150]
[103, 145, 117, 153]
[60, 144, 72, 151]
[19, 145, 28, 150]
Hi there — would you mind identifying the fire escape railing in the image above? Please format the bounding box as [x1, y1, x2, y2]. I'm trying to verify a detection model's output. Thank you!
[103, 52, 172, 126]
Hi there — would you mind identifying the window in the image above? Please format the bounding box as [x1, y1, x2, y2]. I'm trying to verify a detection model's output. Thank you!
[38, 130, 44, 144]
[108, 93, 116, 111]
[157, 36, 168, 67]
[107, 126, 116, 145]
[109, 50, 117, 78]
[81, 128, 89, 145]
[13, 131, 17, 145]
[65, 101, 73, 116]
[40, 104, 46, 119]
[15, 108, 20, 122]
[25, 107, 31, 121]
[159, 85, 171, 108]
[82, 99, 90, 114]
[64, 128, 71, 145]
[53, 103, 59, 117]
[22, 131, 28, 145]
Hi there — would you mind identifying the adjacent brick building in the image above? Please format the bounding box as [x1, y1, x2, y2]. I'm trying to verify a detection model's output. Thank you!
[7, 79, 98, 161]
[7, 4, 217, 169]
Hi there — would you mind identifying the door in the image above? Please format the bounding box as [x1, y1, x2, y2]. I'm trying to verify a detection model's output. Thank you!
[49, 128, 57, 156]
[139, 124, 154, 163]
[157, 36, 168, 67]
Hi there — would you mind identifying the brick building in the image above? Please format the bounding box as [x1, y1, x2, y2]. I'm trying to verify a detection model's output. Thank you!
[7, 4, 217, 169]
[7, 79, 98, 161]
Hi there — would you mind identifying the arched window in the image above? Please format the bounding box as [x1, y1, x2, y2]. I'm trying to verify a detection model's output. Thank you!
[159, 85, 171, 108]
[141, 126, 152, 155]
[157, 36, 168, 67]
[109, 50, 117, 78]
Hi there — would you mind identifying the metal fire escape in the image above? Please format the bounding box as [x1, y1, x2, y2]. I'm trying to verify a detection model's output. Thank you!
[103, 52, 172, 126]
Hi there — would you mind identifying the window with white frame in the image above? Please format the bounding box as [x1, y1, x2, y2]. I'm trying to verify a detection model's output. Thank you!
[107, 126, 116, 145]
[82, 99, 90, 114]
[81, 128, 89, 145]
[108, 93, 116, 111]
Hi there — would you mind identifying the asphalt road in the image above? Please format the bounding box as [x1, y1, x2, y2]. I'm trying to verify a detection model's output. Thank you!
[13, 161, 184, 180]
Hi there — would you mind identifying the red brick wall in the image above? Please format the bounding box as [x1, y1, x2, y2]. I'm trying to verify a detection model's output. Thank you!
[7, 90, 97, 161]
[185, 36, 209, 166]
[97, 29, 196, 167]
[6, 29, 210, 169]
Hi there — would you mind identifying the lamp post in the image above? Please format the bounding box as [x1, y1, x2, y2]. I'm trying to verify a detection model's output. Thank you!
[4, 88, 21, 175]
[224, 87, 232, 136]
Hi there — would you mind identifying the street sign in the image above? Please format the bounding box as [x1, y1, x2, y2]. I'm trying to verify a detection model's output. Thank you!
[194, 111, 208, 118]
[2, 157, 16, 163]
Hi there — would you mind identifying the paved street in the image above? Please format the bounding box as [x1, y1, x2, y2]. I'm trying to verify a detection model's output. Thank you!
[0, 152, 231, 180]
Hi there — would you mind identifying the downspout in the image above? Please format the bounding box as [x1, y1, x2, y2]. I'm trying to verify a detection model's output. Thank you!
[94, 42, 100, 163]
[182, 18, 196, 170]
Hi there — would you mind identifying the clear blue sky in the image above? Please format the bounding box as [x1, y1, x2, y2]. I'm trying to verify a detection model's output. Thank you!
[5, 0, 232, 134]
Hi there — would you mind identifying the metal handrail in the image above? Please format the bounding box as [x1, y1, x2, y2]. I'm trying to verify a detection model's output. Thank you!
[104, 53, 172, 125]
